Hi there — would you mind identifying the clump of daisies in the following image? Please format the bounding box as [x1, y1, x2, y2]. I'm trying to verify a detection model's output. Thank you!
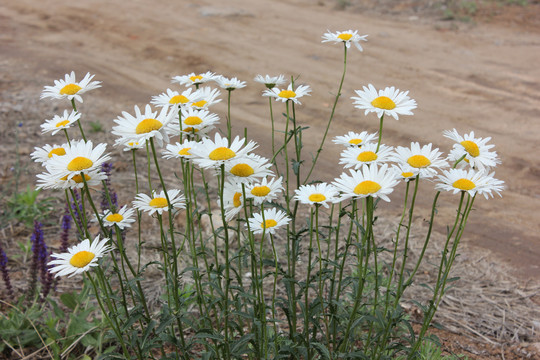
[30, 29, 505, 360]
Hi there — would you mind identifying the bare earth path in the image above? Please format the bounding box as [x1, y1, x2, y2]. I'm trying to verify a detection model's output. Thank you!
[2, 0, 538, 279]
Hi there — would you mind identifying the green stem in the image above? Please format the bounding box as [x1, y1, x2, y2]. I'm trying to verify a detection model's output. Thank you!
[376, 114, 384, 153]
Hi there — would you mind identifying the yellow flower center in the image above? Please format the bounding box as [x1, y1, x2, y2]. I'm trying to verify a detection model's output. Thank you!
[105, 213, 124, 222]
[60, 84, 82, 95]
[308, 193, 326, 202]
[401, 172, 414, 178]
[452, 178, 476, 191]
[407, 155, 431, 168]
[69, 250, 95, 268]
[128, 141, 139, 147]
[191, 100, 207, 107]
[209, 147, 236, 161]
[357, 151, 378, 163]
[371, 96, 396, 110]
[182, 127, 199, 133]
[189, 75, 203, 82]
[278, 90, 296, 99]
[354, 180, 381, 195]
[178, 148, 192, 156]
[460, 140, 480, 157]
[136, 118, 163, 134]
[338, 33, 353, 41]
[55, 120, 70, 128]
[48, 148, 66, 158]
[230, 163, 255, 177]
[60, 173, 91, 183]
[184, 116, 203, 126]
[251, 186, 271, 197]
[149, 197, 168, 208]
[67, 156, 94, 172]
[233, 192, 242, 208]
[169, 95, 189, 104]
[348, 139, 362, 145]
[261, 219, 278, 229]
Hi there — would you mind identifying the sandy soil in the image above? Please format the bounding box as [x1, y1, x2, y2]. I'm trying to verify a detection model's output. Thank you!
[0, 0, 539, 357]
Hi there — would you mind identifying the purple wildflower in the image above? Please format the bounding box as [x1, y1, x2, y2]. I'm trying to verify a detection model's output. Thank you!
[0, 244, 14, 298]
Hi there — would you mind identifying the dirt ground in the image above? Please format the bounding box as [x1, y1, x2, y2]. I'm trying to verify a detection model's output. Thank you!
[1, 0, 539, 358]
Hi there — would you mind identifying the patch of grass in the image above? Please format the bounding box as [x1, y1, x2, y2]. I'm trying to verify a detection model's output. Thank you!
[2, 186, 56, 227]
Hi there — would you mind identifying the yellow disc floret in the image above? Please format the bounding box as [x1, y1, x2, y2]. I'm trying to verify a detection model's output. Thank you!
[262, 219, 278, 229]
[460, 140, 480, 157]
[60, 84, 82, 95]
[69, 251, 95, 268]
[401, 172, 414, 178]
[105, 213, 124, 222]
[55, 120, 70, 128]
[184, 116, 203, 126]
[136, 118, 163, 134]
[338, 33, 353, 41]
[452, 178, 476, 191]
[407, 155, 431, 168]
[251, 186, 271, 197]
[371, 96, 396, 110]
[67, 157, 94, 172]
[278, 90, 296, 99]
[48, 148, 66, 158]
[233, 192, 242, 208]
[169, 95, 189, 104]
[189, 75, 203, 83]
[308, 193, 326, 202]
[348, 139, 362, 145]
[354, 180, 381, 195]
[149, 197, 168, 208]
[230, 164, 255, 177]
[209, 147, 236, 161]
[191, 100, 207, 108]
[357, 151, 378, 163]
[178, 148, 192, 156]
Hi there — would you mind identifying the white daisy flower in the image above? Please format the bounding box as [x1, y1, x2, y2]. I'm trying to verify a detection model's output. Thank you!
[151, 88, 201, 108]
[40, 110, 81, 136]
[443, 129, 500, 171]
[254, 74, 286, 89]
[352, 84, 417, 120]
[214, 76, 246, 91]
[339, 143, 394, 169]
[294, 183, 339, 208]
[190, 87, 222, 109]
[391, 164, 420, 182]
[435, 168, 504, 199]
[133, 189, 186, 216]
[263, 83, 312, 105]
[172, 72, 217, 87]
[191, 132, 258, 169]
[37, 168, 106, 190]
[219, 180, 245, 221]
[332, 131, 378, 147]
[118, 139, 145, 152]
[31, 143, 69, 165]
[245, 176, 284, 205]
[41, 71, 101, 103]
[247, 208, 290, 236]
[225, 153, 274, 183]
[112, 104, 175, 147]
[48, 235, 111, 278]
[332, 164, 399, 202]
[97, 205, 136, 229]
[162, 139, 199, 160]
[321, 30, 368, 51]
[44, 140, 110, 181]
[167, 107, 220, 137]
[392, 142, 448, 179]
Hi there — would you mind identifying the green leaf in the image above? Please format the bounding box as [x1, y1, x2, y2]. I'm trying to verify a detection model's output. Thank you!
[60, 292, 78, 310]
